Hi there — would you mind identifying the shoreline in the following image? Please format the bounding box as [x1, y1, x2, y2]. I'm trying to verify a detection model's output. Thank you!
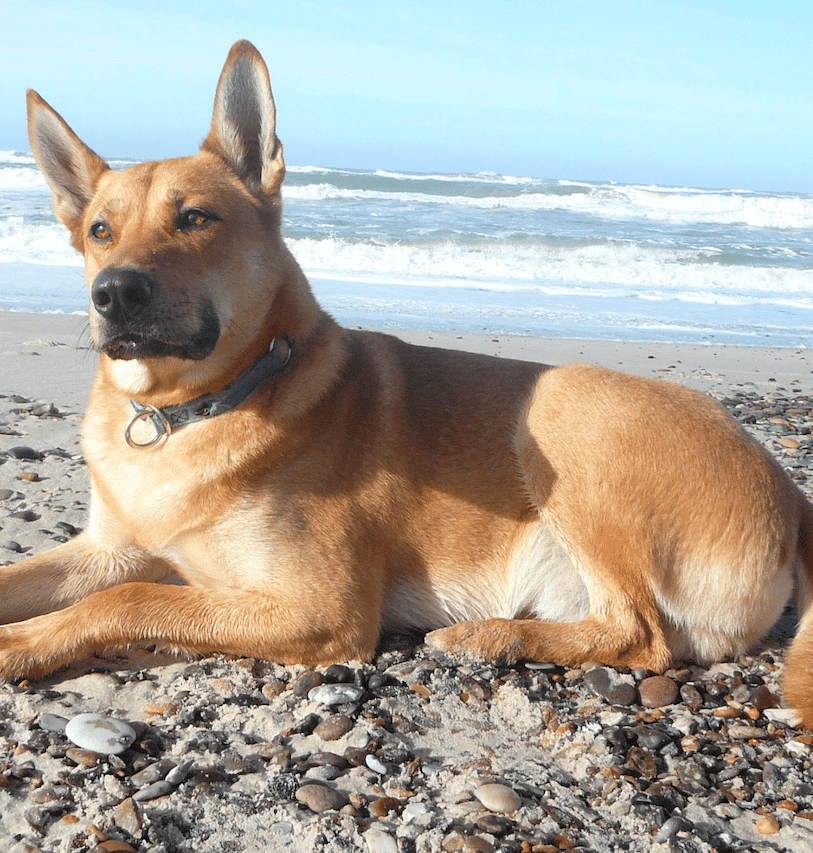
[3, 311, 813, 404]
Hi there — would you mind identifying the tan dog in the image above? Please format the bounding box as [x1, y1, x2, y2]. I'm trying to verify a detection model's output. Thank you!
[4, 40, 813, 727]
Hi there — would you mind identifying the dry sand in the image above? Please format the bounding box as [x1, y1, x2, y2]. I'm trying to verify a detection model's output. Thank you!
[2, 310, 813, 853]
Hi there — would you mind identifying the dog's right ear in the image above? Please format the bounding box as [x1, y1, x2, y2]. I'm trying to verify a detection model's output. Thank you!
[202, 40, 285, 196]
[27, 91, 109, 244]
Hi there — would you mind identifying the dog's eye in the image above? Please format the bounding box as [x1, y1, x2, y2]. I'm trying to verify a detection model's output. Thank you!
[89, 221, 112, 242]
[178, 209, 216, 230]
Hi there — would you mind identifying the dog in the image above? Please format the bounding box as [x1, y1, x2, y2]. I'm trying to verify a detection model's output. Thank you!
[4, 40, 812, 728]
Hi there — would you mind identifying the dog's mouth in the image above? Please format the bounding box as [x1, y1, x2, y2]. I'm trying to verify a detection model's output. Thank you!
[95, 313, 221, 362]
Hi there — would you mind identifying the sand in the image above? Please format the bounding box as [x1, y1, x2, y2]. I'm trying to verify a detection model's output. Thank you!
[2, 309, 813, 853]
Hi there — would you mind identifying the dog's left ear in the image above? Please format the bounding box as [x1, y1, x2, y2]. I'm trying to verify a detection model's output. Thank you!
[202, 40, 285, 195]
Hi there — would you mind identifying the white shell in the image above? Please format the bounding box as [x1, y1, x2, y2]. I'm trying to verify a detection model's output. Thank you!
[64, 713, 137, 755]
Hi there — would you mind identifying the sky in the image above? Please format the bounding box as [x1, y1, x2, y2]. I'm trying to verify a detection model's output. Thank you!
[2, 0, 811, 192]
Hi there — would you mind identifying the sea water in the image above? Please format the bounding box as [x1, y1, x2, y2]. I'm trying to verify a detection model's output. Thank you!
[1, 151, 811, 346]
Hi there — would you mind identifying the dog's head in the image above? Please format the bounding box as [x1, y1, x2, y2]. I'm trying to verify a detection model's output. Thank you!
[27, 40, 319, 402]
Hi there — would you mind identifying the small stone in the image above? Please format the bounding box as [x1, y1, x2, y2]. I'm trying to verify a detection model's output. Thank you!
[365, 753, 387, 774]
[66, 747, 102, 767]
[583, 667, 637, 706]
[324, 663, 354, 683]
[38, 713, 68, 733]
[680, 735, 701, 753]
[97, 842, 138, 853]
[756, 815, 780, 835]
[654, 816, 684, 843]
[132, 780, 174, 802]
[314, 714, 355, 741]
[9, 509, 39, 522]
[727, 724, 768, 740]
[308, 683, 364, 706]
[289, 712, 320, 735]
[165, 759, 193, 786]
[292, 670, 323, 697]
[18, 472, 40, 482]
[65, 713, 136, 755]
[113, 797, 142, 836]
[295, 782, 348, 813]
[473, 783, 521, 814]
[260, 743, 293, 769]
[751, 684, 778, 710]
[369, 796, 403, 818]
[1, 540, 22, 553]
[7, 446, 42, 460]
[638, 675, 679, 708]
[130, 759, 176, 786]
[364, 825, 399, 853]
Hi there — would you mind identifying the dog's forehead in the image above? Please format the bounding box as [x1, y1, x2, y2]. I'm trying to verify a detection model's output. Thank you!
[91, 154, 252, 216]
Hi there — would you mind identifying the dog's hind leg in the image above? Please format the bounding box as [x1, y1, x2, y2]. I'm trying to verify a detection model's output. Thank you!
[0, 535, 174, 624]
[0, 580, 379, 680]
[425, 531, 675, 672]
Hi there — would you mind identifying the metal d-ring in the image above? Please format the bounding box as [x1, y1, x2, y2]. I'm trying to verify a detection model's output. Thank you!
[124, 404, 172, 448]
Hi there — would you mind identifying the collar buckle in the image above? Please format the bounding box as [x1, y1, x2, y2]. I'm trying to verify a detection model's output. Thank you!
[125, 403, 172, 448]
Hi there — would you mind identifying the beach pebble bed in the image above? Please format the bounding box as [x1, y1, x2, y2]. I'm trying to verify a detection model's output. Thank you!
[1, 384, 813, 853]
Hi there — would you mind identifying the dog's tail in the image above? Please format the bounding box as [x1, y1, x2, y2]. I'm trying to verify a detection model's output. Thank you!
[783, 497, 813, 729]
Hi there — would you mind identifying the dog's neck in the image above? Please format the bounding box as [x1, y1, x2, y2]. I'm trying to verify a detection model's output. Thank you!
[124, 336, 294, 448]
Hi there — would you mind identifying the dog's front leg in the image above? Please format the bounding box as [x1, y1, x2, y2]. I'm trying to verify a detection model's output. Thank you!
[0, 581, 378, 680]
[0, 535, 174, 624]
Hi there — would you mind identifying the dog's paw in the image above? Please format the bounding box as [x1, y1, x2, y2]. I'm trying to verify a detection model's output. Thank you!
[0, 618, 68, 681]
[425, 619, 524, 664]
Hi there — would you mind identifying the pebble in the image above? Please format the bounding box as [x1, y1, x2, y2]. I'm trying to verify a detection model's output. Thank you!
[364, 825, 399, 853]
[38, 713, 68, 733]
[365, 753, 387, 774]
[113, 797, 142, 836]
[583, 667, 637, 706]
[9, 509, 39, 521]
[66, 747, 101, 767]
[1, 540, 22, 552]
[6, 446, 42, 460]
[295, 783, 348, 813]
[165, 758, 193, 786]
[308, 683, 364, 706]
[292, 670, 323, 697]
[64, 713, 136, 755]
[314, 714, 355, 741]
[638, 675, 680, 708]
[130, 759, 176, 786]
[756, 815, 781, 835]
[132, 780, 174, 802]
[473, 783, 521, 814]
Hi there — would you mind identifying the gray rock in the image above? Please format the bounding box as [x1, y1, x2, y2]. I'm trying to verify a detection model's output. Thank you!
[583, 667, 637, 706]
[133, 779, 174, 802]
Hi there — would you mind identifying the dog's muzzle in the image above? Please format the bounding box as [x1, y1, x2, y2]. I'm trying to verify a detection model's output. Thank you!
[91, 268, 154, 324]
[89, 268, 220, 361]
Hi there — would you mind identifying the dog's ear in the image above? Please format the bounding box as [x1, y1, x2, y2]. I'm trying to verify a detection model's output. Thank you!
[27, 90, 109, 242]
[203, 40, 285, 195]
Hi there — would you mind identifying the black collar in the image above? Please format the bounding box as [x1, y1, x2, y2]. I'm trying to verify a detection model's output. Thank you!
[125, 336, 294, 448]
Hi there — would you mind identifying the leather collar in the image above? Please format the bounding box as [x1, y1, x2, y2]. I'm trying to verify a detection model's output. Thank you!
[125, 335, 293, 448]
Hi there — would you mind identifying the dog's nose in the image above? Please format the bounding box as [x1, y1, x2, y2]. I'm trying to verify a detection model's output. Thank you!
[91, 269, 154, 322]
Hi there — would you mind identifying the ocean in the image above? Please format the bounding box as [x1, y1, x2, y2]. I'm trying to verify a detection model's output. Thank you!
[1, 150, 812, 347]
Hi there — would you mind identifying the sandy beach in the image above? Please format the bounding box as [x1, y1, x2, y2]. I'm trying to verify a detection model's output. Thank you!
[2, 309, 813, 853]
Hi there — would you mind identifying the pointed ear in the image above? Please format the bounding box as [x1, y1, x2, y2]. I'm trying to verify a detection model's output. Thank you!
[27, 90, 109, 239]
[202, 40, 285, 195]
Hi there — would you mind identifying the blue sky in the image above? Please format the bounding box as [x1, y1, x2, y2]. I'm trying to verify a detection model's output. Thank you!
[2, 0, 811, 191]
